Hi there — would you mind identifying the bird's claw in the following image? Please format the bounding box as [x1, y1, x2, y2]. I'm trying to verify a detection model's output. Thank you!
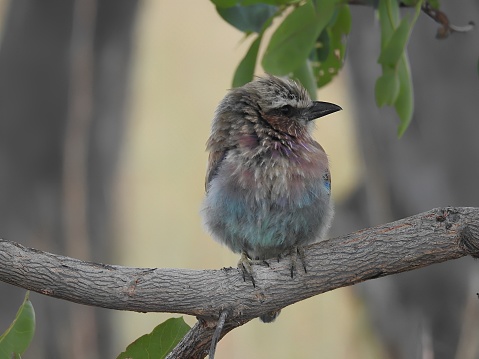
[289, 246, 307, 278]
[238, 252, 271, 287]
[238, 252, 256, 287]
[239, 247, 307, 285]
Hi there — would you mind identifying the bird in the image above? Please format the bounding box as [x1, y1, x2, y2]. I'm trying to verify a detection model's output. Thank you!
[202, 75, 341, 322]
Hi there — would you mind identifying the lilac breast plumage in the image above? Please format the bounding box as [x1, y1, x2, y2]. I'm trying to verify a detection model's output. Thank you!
[202, 146, 333, 260]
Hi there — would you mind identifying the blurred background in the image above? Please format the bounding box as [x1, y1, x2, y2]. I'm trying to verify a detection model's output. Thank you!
[0, 1, 478, 358]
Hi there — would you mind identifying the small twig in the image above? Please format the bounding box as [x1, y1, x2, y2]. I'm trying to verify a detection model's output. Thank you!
[422, 2, 475, 39]
[165, 317, 250, 359]
[209, 310, 228, 359]
[347, 1, 474, 39]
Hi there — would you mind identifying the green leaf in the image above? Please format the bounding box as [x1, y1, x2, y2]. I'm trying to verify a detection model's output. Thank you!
[378, 0, 400, 47]
[292, 60, 317, 100]
[395, 54, 414, 137]
[378, 18, 410, 67]
[216, 4, 277, 33]
[333, 3, 352, 34]
[233, 35, 262, 87]
[232, 8, 275, 87]
[377, 0, 422, 135]
[262, 0, 337, 75]
[240, 0, 300, 4]
[0, 292, 36, 358]
[310, 4, 351, 88]
[313, 30, 330, 63]
[117, 317, 191, 359]
[375, 70, 400, 106]
[427, 0, 440, 9]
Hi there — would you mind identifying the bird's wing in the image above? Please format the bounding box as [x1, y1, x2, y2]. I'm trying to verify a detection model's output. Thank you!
[205, 149, 228, 192]
[323, 169, 331, 194]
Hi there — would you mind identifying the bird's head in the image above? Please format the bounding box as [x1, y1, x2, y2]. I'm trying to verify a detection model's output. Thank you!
[214, 75, 341, 140]
[250, 75, 342, 123]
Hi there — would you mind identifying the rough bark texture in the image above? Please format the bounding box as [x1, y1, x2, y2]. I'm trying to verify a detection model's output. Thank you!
[165, 318, 249, 359]
[1, 207, 479, 357]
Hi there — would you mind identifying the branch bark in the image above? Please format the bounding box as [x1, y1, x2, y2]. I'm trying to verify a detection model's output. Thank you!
[1, 207, 479, 358]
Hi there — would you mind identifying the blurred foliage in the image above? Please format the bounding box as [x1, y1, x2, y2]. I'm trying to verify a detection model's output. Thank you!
[0, 292, 36, 359]
[117, 317, 190, 359]
[376, 0, 422, 136]
[212, 0, 442, 135]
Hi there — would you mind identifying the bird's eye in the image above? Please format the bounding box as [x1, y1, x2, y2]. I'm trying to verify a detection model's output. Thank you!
[279, 105, 293, 116]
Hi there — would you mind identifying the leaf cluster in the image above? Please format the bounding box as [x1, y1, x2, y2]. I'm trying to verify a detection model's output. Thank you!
[375, 0, 423, 136]
[216, 0, 351, 101]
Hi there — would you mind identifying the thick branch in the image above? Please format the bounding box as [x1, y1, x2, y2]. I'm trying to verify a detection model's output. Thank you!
[1, 207, 479, 357]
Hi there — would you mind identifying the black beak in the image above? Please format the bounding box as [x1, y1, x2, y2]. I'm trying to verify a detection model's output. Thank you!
[305, 101, 342, 121]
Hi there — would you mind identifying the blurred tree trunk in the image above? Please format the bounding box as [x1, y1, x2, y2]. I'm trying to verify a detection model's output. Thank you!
[0, 0, 138, 358]
[335, 2, 479, 358]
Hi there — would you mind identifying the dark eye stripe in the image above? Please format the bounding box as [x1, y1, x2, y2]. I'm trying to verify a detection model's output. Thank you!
[280, 105, 293, 115]
[267, 105, 297, 118]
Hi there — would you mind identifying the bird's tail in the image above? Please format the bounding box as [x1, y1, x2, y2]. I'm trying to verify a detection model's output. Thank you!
[259, 310, 281, 323]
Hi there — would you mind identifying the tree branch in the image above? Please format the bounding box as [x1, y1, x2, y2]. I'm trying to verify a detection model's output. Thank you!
[420, 2, 475, 39]
[347, 0, 475, 39]
[1, 207, 479, 357]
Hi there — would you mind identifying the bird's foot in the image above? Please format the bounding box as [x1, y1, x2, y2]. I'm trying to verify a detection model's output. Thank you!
[238, 252, 270, 287]
[289, 246, 307, 278]
[238, 252, 255, 287]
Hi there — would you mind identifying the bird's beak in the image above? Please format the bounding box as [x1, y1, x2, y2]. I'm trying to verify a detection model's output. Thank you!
[305, 101, 342, 121]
